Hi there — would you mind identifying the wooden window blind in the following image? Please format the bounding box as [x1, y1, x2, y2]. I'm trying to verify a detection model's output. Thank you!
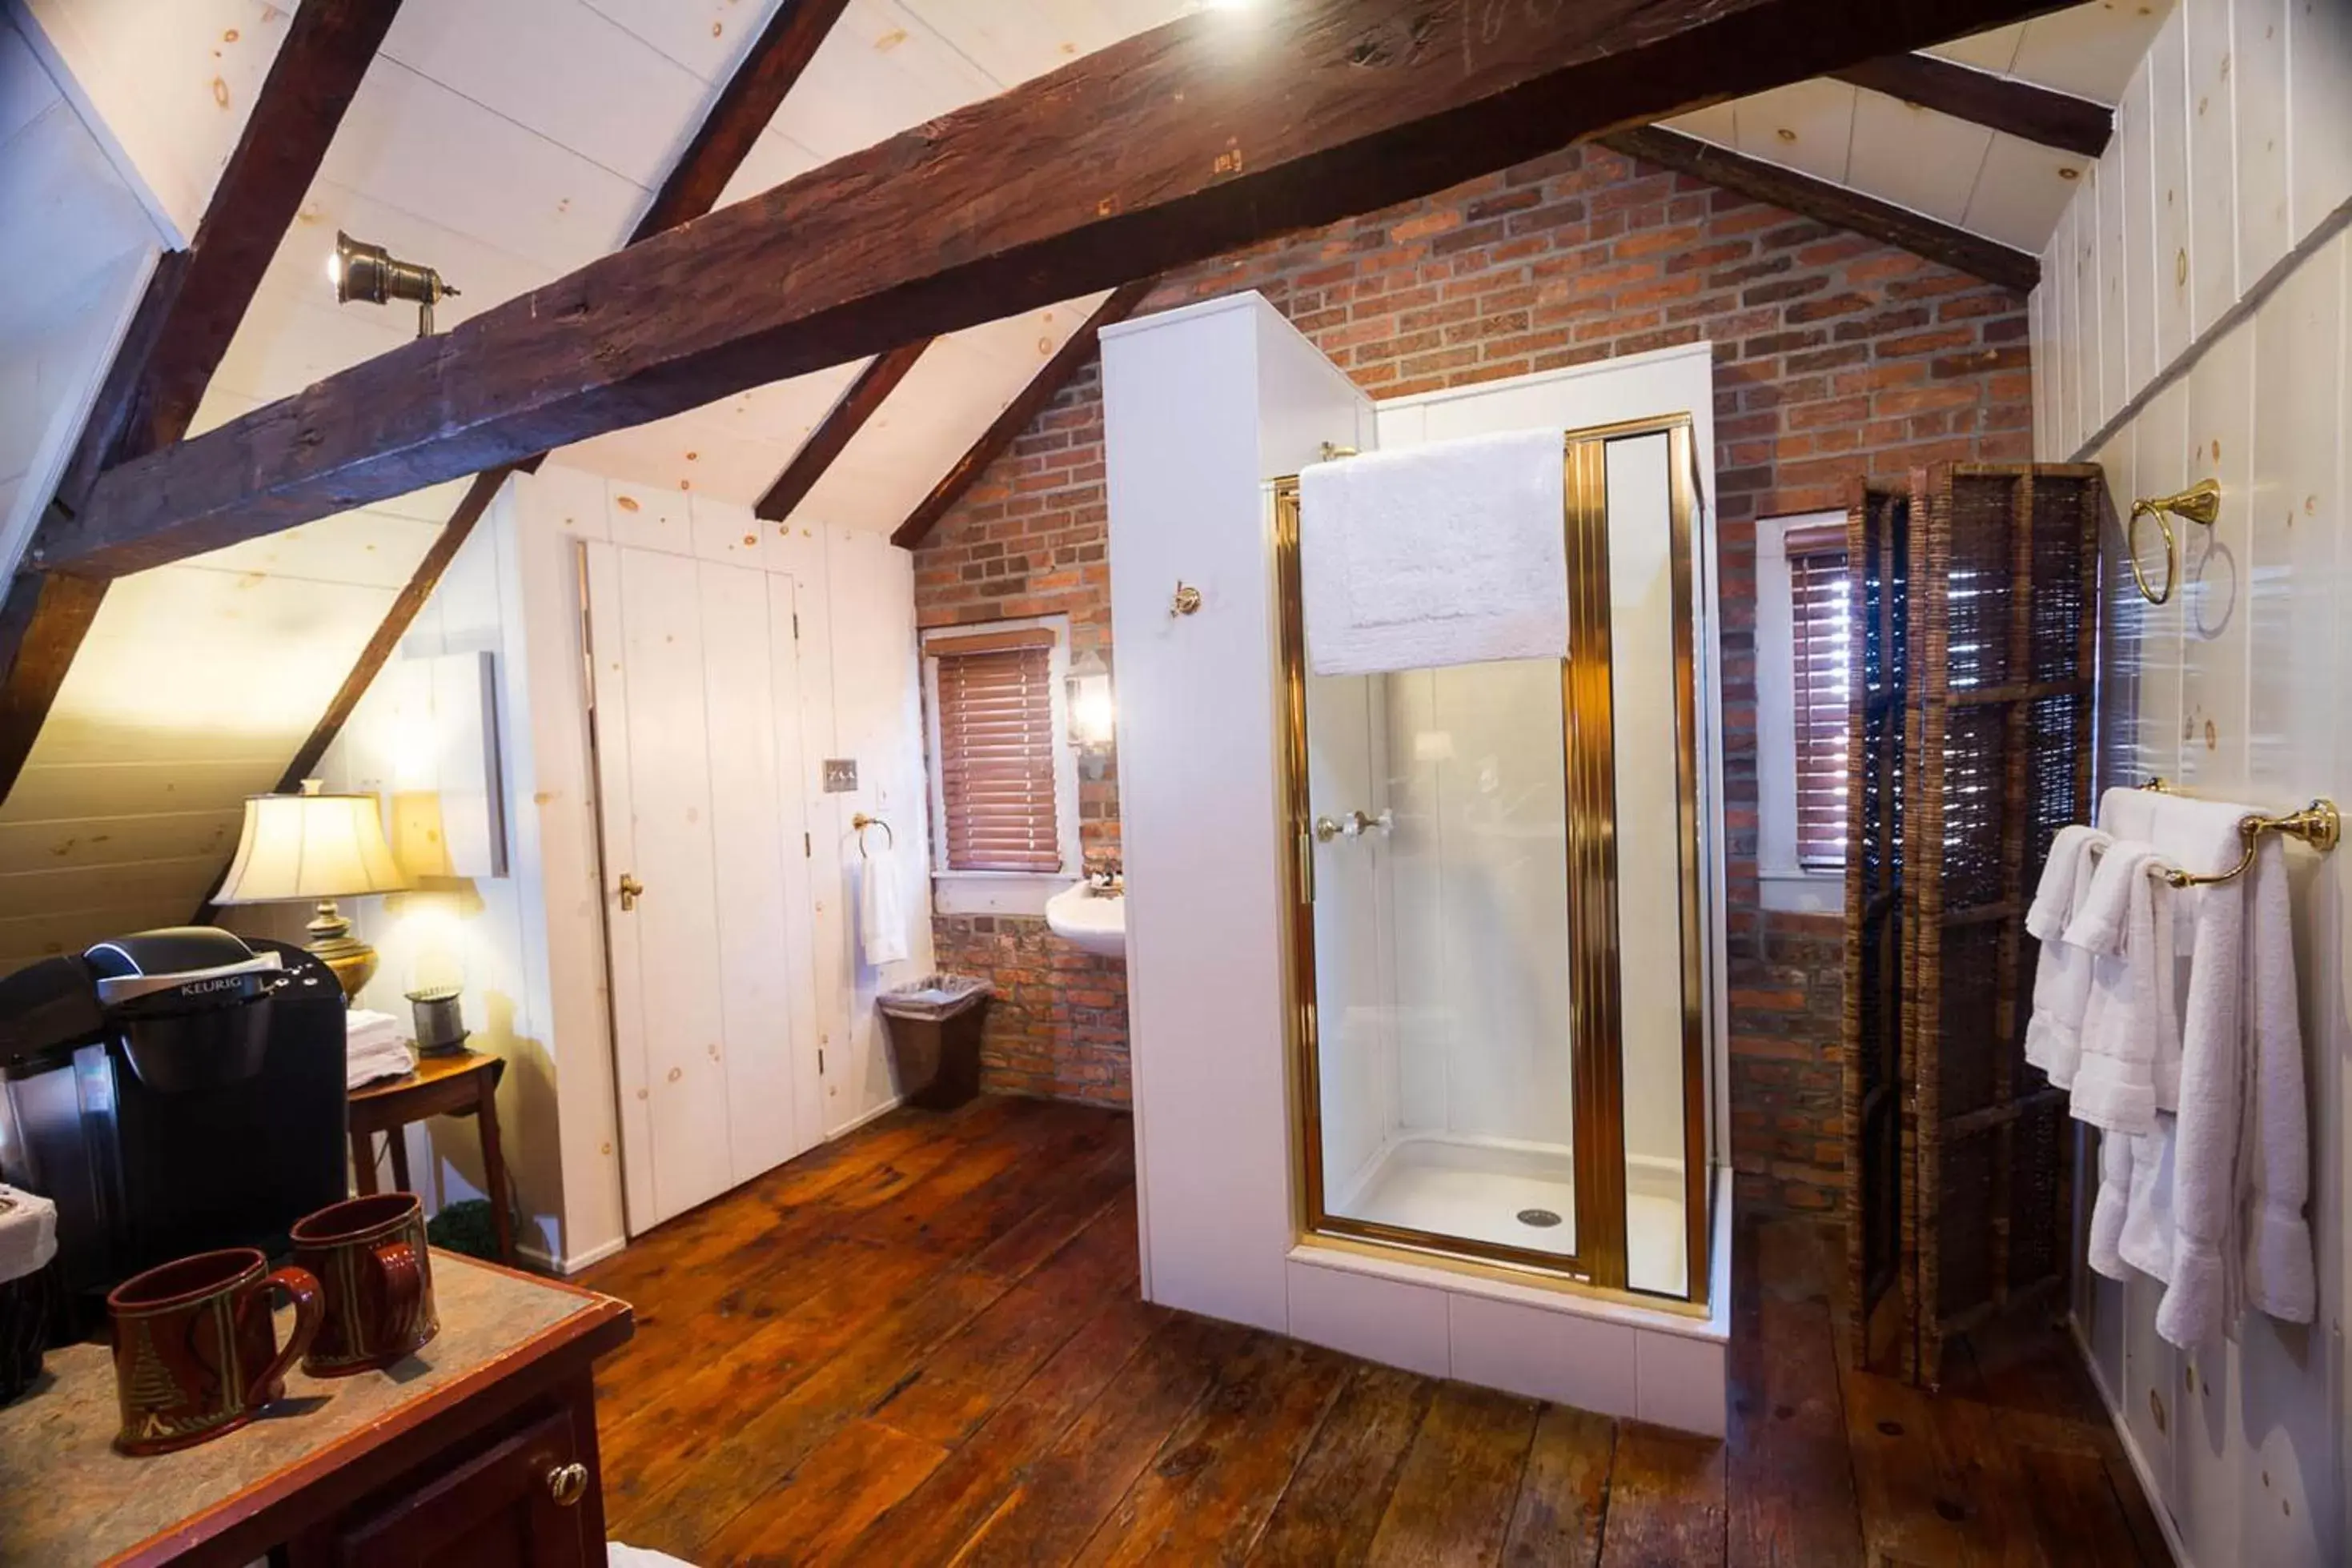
[1788, 521, 1852, 870]
[932, 628, 1062, 873]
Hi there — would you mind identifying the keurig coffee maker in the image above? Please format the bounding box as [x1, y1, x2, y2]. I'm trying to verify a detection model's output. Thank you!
[0, 927, 348, 1327]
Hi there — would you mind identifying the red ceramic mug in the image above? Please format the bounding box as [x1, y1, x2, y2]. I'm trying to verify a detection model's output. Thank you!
[289, 1193, 439, 1377]
[107, 1248, 323, 1456]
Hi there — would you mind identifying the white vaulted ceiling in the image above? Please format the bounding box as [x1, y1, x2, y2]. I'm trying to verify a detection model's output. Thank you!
[1663, 3, 2172, 252]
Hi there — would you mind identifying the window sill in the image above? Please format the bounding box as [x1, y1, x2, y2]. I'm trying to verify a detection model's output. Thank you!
[1758, 868, 1844, 916]
[932, 872, 1078, 918]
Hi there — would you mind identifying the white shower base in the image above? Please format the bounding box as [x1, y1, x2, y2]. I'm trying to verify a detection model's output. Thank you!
[1335, 1133, 1688, 1298]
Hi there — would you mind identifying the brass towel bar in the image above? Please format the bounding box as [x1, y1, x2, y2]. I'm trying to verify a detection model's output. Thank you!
[2137, 780, 2340, 887]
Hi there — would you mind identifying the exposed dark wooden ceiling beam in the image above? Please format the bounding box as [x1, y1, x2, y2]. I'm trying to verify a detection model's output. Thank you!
[892, 279, 1158, 551]
[632, 0, 854, 242]
[1601, 125, 2039, 293]
[754, 339, 931, 521]
[51, 0, 2072, 579]
[0, 0, 401, 808]
[1832, 51, 2110, 158]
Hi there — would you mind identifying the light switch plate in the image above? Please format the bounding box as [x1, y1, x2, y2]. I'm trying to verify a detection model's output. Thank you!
[822, 758, 858, 792]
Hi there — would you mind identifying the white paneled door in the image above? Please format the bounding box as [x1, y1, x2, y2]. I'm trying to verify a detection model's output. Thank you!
[584, 542, 821, 1233]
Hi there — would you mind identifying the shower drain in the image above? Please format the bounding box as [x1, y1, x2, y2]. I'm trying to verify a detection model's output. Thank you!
[1515, 1208, 1563, 1229]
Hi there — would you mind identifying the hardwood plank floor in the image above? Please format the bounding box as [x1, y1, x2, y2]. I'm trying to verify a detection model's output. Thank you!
[580, 1096, 2161, 1566]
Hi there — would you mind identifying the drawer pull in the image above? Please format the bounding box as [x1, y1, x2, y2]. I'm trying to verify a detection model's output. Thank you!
[546, 1462, 590, 1508]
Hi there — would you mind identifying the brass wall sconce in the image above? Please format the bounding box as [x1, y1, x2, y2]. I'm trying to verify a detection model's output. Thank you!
[2125, 478, 2221, 605]
[329, 230, 460, 337]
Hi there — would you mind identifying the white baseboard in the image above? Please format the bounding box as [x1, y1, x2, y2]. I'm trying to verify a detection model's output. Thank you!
[2068, 1312, 2189, 1567]
[826, 1093, 905, 1140]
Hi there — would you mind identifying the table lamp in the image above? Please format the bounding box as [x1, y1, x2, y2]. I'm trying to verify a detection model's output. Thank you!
[213, 780, 413, 1002]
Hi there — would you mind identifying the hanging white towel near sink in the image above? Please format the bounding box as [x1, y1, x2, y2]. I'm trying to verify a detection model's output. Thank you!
[859, 838, 909, 968]
[1298, 427, 1567, 676]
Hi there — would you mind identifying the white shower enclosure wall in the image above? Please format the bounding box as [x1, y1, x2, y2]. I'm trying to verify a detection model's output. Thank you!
[1106, 293, 1732, 1435]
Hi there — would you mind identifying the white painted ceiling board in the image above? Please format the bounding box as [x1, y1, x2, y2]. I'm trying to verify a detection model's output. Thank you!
[1962, 130, 2096, 251]
[0, 17, 61, 147]
[558, 360, 866, 503]
[712, 126, 821, 210]
[0, 808, 243, 876]
[580, 0, 792, 83]
[792, 291, 1108, 531]
[316, 58, 644, 275]
[2006, 1, 2174, 102]
[1847, 90, 1996, 225]
[179, 506, 448, 592]
[1927, 22, 2026, 74]
[3, 759, 283, 823]
[17, 565, 397, 767]
[766, 0, 1000, 162]
[0, 856, 227, 918]
[379, 0, 707, 190]
[1729, 80, 1858, 186]
[898, 0, 1191, 86]
[19, 0, 290, 243]
[1662, 100, 1737, 145]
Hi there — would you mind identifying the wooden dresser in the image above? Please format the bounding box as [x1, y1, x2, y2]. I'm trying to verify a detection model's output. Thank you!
[0, 1252, 632, 1567]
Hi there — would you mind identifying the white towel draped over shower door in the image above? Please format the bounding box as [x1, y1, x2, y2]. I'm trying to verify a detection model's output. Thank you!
[1298, 427, 1568, 676]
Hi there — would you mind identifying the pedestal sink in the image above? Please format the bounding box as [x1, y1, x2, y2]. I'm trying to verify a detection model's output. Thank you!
[1045, 882, 1126, 958]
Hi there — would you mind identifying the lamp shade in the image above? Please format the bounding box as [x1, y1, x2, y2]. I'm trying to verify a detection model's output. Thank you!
[214, 785, 411, 904]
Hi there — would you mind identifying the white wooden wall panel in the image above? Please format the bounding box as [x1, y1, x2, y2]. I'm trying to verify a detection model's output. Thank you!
[2233, 0, 2293, 288]
[2150, 6, 2196, 377]
[2098, 130, 2131, 427]
[2073, 165, 2106, 436]
[2061, 205, 2350, 1566]
[2050, 194, 2080, 459]
[2120, 54, 2159, 398]
[2184, 0, 2240, 338]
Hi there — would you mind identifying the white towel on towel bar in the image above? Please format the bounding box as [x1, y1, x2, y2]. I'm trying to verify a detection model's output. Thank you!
[2022, 824, 2109, 1087]
[1298, 427, 1567, 676]
[859, 836, 909, 968]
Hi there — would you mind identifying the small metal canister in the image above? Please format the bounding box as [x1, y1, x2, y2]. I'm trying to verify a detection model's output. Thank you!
[407, 987, 468, 1057]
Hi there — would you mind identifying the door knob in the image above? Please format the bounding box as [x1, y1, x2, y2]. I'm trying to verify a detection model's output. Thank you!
[546, 1461, 589, 1507]
[617, 874, 644, 912]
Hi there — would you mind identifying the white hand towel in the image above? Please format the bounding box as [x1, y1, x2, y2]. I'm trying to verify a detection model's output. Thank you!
[2024, 826, 2109, 1085]
[2149, 798, 2254, 1347]
[2233, 837, 2314, 1328]
[859, 840, 909, 968]
[1298, 428, 1567, 677]
[2085, 1128, 2135, 1281]
[2068, 850, 2178, 1133]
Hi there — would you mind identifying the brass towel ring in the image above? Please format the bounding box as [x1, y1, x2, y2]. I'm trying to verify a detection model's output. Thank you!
[2125, 479, 2221, 606]
[850, 812, 893, 858]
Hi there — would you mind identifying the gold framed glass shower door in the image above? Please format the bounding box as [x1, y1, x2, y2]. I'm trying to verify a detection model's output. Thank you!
[1275, 417, 1710, 1305]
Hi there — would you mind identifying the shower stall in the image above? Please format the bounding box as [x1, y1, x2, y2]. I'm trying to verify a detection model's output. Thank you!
[1274, 417, 1716, 1305]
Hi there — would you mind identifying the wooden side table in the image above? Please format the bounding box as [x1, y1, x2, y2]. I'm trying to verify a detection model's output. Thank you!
[350, 1049, 516, 1266]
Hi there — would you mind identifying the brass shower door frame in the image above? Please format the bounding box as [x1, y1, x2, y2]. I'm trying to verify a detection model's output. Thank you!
[1274, 415, 1712, 1309]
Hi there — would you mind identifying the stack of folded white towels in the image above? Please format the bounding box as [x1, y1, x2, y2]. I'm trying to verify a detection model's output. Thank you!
[346, 1009, 416, 1091]
[2025, 785, 2314, 1348]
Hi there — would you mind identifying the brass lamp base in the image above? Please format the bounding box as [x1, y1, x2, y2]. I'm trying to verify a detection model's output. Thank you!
[305, 899, 378, 1004]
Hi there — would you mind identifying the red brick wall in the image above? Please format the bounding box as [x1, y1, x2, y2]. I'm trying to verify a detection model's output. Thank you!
[912, 142, 2032, 1213]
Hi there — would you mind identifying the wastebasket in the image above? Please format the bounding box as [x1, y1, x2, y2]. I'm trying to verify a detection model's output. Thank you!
[876, 975, 992, 1110]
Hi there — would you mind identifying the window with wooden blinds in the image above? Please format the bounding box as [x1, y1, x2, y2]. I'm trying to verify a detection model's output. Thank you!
[932, 628, 1063, 873]
[1787, 521, 1852, 870]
